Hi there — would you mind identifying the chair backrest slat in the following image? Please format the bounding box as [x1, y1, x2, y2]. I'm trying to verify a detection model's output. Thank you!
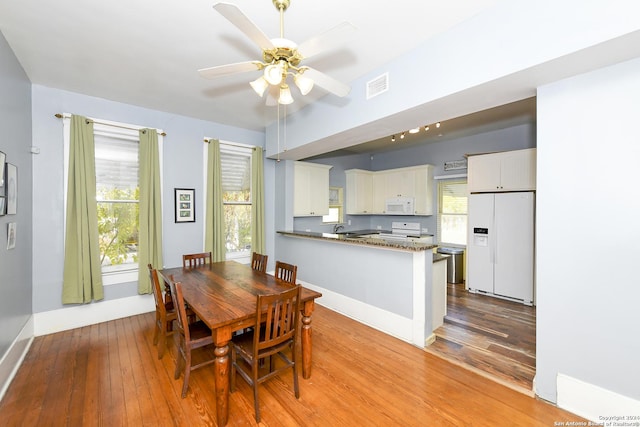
[183, 252, 212, 268]
[274, 261, 297, 286]
[251, 252, 268, 273]
[255, 286, 300, 352]
[167, 278, 190, 341]
[148, 264, 165, 315]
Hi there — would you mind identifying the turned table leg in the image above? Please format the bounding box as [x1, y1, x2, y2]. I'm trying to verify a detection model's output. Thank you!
[213, 328, 232, 426]
[300, 300, 315, 379]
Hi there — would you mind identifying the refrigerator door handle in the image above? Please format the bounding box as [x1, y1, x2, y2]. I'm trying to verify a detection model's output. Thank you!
[493, 220, 498, 265]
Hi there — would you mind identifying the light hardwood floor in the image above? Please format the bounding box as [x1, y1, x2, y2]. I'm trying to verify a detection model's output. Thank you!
[0, 304, 580, 426]
[427, 282, 536, 393]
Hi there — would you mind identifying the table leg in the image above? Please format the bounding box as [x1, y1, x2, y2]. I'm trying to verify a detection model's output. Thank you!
[213, 328, 232, 426]
[300, 300, 315, 379]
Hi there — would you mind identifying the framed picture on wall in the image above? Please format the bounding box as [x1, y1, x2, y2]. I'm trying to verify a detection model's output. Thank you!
[174, 188, 195, 223]
[6, 163, 17, 215]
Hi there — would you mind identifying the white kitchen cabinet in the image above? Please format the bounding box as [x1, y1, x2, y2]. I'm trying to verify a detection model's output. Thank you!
[294, 161, 332, 216]
[371, 173, 388, 214]
[467, 148, 536, 192]
[345, 164, 434, 216]
[413, 165, 434, 215]
[372, 169, 416, 214]
[385, 169, 415, 198]
[345, 169, 374, 214]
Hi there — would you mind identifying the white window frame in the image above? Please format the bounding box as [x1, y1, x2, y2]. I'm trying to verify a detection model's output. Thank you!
[322, 186, 343, 224]
[63, 115, 163, 285]
[437, 178, 467, 247]
[203, 139, 255, 264]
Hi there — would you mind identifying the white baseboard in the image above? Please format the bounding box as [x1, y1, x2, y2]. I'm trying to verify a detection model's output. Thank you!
[34, 294, 155, 336]
[298, 279, 416, 345]
[557, 373, 640, 421]
[0, 316, 34, 402]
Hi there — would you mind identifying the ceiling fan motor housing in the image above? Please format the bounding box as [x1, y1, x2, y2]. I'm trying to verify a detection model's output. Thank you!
[273, 0, 290, 12]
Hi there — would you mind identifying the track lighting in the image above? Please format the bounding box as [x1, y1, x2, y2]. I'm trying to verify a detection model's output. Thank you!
[389, 121, 443, 143]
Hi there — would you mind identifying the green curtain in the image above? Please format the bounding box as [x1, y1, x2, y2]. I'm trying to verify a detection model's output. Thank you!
[138, 128, 163, 294]
[62, 115, 104, 304]
[204, 139, 226, 262]
[251, 146, 265, 254]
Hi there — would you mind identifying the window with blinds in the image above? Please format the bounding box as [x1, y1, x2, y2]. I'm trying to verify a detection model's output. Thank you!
[220, 143, 252, 259]
[438, 180, 468, 246]
[94, 127, 140, 273]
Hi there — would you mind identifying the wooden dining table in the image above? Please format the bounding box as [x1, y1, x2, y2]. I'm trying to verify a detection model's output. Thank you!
[158, 261, 322, 426]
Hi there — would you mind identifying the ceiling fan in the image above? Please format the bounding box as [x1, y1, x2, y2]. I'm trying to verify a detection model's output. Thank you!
[198, 0, 356, 106]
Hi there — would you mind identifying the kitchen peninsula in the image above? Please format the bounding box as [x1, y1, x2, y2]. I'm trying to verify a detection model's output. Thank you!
[276, 230, 447, 348]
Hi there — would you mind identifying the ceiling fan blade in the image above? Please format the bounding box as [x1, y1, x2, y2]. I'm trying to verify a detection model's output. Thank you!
[297, 21, 357, 59]
[198, 61, 260, 79]
[213, 2, 275, 51]
[304, 67, 351, 98]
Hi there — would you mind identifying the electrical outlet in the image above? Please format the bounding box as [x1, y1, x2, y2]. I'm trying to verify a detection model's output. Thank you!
[422, 228, 428, 233]
[348, 220, 351, 225]
[376, 225, 382, 230]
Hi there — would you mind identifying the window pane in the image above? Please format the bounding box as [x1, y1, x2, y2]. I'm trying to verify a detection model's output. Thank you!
[95, 133, 139, 270]
[440, 214, 467, 245]
[322, 207, 341, 223]
[438, 180, 467, 245]
[97, 201, 139, 269]
[224, 204, 252, 256]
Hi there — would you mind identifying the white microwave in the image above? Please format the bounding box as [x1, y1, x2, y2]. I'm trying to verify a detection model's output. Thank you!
[384, 197, 414, 215]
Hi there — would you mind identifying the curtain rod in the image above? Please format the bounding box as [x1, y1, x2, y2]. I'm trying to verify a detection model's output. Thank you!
[204, 138, 257, 151]
[55, 113, 166, 136]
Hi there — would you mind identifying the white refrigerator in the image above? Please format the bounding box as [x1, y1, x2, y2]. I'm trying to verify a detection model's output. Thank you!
[467, 192, 534, 304]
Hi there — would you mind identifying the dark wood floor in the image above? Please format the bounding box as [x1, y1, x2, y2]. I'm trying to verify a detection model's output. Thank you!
[0, 303, 579, 426]
[426, 282, 536, 393]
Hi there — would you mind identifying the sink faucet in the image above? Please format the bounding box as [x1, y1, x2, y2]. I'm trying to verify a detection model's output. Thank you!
[333, 224, 344, 233]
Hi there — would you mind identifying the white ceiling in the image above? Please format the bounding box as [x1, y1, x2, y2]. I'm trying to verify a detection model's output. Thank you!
[0, 0, 503, 135]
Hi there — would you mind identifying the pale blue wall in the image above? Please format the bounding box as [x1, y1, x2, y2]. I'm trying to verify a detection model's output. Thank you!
[30, 85, 265, 313]
[0, 31, 32, 359]
[536, 57, 640, 402]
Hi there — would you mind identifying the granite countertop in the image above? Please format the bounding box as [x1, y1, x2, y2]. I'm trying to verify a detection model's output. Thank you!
[277, 230, 438, 252]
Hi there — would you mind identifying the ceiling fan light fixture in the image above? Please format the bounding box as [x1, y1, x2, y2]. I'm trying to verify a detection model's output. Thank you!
[294, 72, 314, 95]
[250, 76, 269, 97]
[264, 63, 284, 85]
[278, 84, 294, 104]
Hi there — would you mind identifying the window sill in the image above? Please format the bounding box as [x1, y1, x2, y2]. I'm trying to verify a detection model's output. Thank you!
[103, 268, 138, 286]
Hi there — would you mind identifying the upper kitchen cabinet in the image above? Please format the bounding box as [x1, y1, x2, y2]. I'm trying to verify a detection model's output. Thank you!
[294, 161, 332, 216]
[345, 164, 434, 216]
[345, 169, 374, 214]
[467, 148, 536, 193]
[413, 165, 435, 215]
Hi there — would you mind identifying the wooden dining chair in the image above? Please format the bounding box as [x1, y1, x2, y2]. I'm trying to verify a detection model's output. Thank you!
[167, 278, 216, 398]
[274, 261, 297, 285]
[182, 251, 212, 268]
[231, 285, 301, 422]
[251, 252, 268, 273]
[147, 264, 177, 359]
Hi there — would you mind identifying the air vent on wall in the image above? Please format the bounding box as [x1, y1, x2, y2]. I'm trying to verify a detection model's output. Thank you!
[366, 73, 389, 99]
